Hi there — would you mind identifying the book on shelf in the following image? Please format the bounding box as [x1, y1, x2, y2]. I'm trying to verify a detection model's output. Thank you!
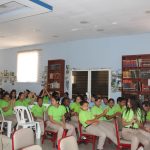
[123, 70, 138, 78]
[123, 59, 138, 67]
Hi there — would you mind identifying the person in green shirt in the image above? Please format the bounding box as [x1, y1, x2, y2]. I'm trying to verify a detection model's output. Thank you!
[47, 95, 76, 143]
[114, 97, 126, 114]
[91, 97, 108, 121]
[122, 97, 150, 150]
[31, 96, 46, 135]
[24, 92, 37, 106]
[142, 101, 150, 127]
[79, 101, 117, 150]
[0, 92, 16, 127]
[15, 92, 27, 107]
[105, 98, 120, 121]
[70, 95, 81, 129]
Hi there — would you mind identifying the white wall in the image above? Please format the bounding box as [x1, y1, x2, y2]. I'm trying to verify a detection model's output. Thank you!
[0, 33, 150, 99]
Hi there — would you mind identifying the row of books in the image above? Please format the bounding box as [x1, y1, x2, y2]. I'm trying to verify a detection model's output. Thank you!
[123, 70, 138, 78]
[123, 80, 150, 92]
[123, 59, 150, 68]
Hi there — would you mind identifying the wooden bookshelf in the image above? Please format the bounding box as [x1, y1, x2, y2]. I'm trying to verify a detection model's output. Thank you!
[47, 59, 65, 96]
[122, 54, 150, 100]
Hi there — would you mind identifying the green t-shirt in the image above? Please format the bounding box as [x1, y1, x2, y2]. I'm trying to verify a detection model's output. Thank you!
[24, 98, 31, 106]
[48, 105, 66, 122]
[114, 104, 126, 114]
[106, 106, 116, 116]
[91, 105, 104, 121]
[79, 109, 94, 128]
[122, 108, 142, 128]
[43, 96, 49, 104]
[15, 100, 27, 107]
[70, 102, 80, 113]
[0, 100, 13, 116]
[146, 111, 150, 121]
[31, 105, 46, 118]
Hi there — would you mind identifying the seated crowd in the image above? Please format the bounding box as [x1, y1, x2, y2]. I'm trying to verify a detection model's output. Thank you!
[0, 87, 150, 150]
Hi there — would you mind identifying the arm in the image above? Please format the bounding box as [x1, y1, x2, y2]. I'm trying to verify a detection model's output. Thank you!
[49, 115, 63, 127]
[86, 118, 99, 125]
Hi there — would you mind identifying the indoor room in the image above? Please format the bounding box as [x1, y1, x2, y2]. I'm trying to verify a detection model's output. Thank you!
[0, 0, 150, 150]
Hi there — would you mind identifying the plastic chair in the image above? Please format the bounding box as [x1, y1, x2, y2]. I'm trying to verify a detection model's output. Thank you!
[14, 106, 41, 139]
[0, 108, 12, 137]
[78, 121, 97, 150]
[12, 128, 42, 150]
[58, 136, 79, 150]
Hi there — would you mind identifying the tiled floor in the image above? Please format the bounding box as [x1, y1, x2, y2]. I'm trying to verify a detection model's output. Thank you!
[38, 139, 118, 150]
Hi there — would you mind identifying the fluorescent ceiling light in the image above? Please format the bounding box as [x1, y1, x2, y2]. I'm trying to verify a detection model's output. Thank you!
[0, 1, 27, 15]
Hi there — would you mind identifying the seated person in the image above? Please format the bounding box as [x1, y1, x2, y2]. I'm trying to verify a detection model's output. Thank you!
[61, 97, 71, 122]
[122, 97, 150, 150]
[142, 101, 150, 127]
[0, 92, 16, 127]
[91, 97, 108, 121]
[101, 97, 108, 110]
[89, 94, 97, 108]
[24, 92, 37, 106]
[105, 98, 120, 121]
[31, 97, 46, 135]
[79, 101, 117, 150]
[47, 95, 76, 143]
[15, 92, 27, 107]
[114, 97, 126, 116]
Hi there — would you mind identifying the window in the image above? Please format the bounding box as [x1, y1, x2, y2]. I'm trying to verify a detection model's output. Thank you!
[17, 51, 39, 82]
[70, 69, 111, 98]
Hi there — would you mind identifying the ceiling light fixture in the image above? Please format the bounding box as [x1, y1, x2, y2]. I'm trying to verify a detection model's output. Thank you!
[96, 29, 104, 32]
[112, 22, 117, 25]
[52, 35, 59, 38]
[71, 28, 81, 31]
[80, 21, 89, 24]
[145, 10, 150, 14]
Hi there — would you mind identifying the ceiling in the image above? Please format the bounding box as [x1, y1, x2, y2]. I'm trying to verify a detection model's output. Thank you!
[0, 0, 150, 49]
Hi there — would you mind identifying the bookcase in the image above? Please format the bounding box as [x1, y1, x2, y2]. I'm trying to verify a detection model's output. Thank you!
[122, 54, 150, 100]
[47, 59, 65, 96]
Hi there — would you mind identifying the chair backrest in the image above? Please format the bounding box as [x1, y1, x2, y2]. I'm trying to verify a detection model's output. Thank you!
[58, 136, 79, 150]
[0, 108, 4, 132]
[114, 119, 121, 145]
[12, 128, 34, 150]
[14, 106, 34, 124]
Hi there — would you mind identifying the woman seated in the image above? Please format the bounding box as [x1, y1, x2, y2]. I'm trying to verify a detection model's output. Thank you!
[47, 95, 76, 143]
[122, 97, 150, 150]
[31, 96, 46, 135]
[105, 98, 120, 121]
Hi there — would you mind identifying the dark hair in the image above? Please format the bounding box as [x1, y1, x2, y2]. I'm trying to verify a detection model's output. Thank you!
[52, 95, 60, 102]
[37, 96, 43, 102]
[126, 98, 141, 116]
[95, 97, 102, 102]
[17, 92, 24, 100]
[74, 95, 81, 102]
[117, 97, 122, 103]
[142, 101, 150, 107]
[52, 91, 59, 97]
[64, 92, 69, 96]
[80, 100, 88, 106]
[10, 89, 16, 99]
[108, 98, 115, 103]
[61, 97, 69, 105]
[3, 92, 10, 99]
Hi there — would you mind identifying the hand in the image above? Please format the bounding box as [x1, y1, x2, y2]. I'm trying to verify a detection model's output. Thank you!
[103, 109, 108, 115]
[93, 120, 99, 125]
[115, 112, 121, 117]
[62, 123, 66, 129]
